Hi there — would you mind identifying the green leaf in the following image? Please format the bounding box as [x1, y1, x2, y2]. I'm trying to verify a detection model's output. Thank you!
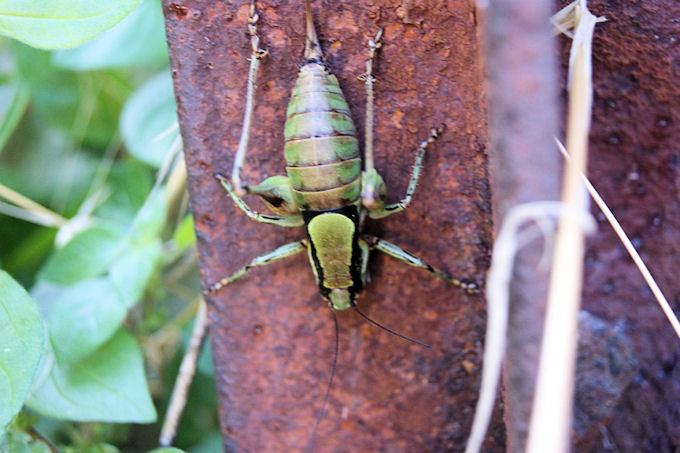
[109, 239, 162, 309]
[0, 78, 30, 153]
[2, 227, 57, 287]
[173, 215, 196, 253]
[63, 444, 119, 453]
[12, 43, 132, 148]
[0, 271, 44, 433]
[27, 329, 156, 423]
[120, 71, 178, 167]
[197, 338, 214, 377]
[0, 1, 142, 50]
[11, 44, 76, 140]
[94, 160, 153, 228]
[29, 280, 67, 318]
[39, 226, 124, 285]
[130, 189, 167, 242]
[0, 114, 99, 218]
[0, 427, 51, 453]
[187, 432, 223, 453]
[47, 278, 127, 363]
[52, 0, 168, 70]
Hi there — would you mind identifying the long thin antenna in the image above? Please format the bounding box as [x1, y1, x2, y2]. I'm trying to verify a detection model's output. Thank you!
[307, 307, 339, 452]
[352, 302, 431, 349]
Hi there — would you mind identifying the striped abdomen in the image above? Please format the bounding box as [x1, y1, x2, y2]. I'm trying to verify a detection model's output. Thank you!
[284, 63, 361, 211]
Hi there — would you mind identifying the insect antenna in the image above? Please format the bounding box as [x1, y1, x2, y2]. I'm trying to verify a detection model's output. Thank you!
[307, 306, 339, 452]
[351, 301, 432, 349]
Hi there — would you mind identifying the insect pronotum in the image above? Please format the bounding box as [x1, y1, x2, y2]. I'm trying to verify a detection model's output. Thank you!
[207, 0, 478, 442]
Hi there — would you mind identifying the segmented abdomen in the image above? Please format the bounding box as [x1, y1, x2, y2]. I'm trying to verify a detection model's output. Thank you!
[284, 63, 361, 211]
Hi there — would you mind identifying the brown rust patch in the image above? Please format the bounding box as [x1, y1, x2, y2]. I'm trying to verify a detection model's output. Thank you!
[168, 3, 188, 18]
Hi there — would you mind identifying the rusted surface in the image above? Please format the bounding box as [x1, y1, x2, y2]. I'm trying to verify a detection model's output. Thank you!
[573, 312, 637, 439]
[566, 0, 680, 451]
[482, 0, 561, 451]
[164, 0, 500, 451]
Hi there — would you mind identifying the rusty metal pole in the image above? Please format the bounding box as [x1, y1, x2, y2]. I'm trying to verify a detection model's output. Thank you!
[566, 0, 680, 450]
[484, 0, 680, 451]
[481, 0, 561, 451]
[164, 0, 501, 451]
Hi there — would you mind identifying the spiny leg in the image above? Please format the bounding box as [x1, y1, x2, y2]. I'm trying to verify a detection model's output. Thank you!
[368, 124, 446, 219]
[357, 27, 383, 209]
[363, 235, 478, 294]
[215, 173, 304, 227]
[205, 239, 308, 294]
[231, 0, 269, 197]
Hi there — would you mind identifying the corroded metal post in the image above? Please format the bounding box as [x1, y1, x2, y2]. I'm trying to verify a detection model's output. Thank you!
[568, 0, 680, 450]
[164, 1, 500, 451]
[483, 0, 680, 451]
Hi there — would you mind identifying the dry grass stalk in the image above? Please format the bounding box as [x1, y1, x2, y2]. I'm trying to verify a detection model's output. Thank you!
[0, 182, 68, 227]
[526, 2, 604, 452]
[466, 1, 604, 451]
[555, 139, 680, 339]
[159, 297, 209, 447]
[465, 202, 595, 453]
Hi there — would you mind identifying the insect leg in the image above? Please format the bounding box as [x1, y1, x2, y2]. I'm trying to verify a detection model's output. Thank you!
[362, 235, 478, 294]
[358, 27, 384, 210]
[368, 125, 445, 219]
[206, 239, 308, 294]
[358, 237, 371, 286]
[215, 173, 304, 227]
[231, 0, 269, 196]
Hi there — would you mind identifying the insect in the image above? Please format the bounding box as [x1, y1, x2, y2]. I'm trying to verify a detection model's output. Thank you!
[207, 0, 477, 318]
[206, 0, 479, 445]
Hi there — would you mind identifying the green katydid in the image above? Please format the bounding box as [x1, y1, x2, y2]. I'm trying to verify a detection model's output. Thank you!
[206, 0, 479, 441]
[208, 0, 477, 323]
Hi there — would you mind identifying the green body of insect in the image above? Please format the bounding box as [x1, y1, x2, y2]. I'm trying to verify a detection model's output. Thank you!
[208, 0, 476, 312]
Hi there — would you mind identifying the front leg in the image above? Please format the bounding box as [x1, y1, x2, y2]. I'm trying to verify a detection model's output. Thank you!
[216, 173, 304, 227]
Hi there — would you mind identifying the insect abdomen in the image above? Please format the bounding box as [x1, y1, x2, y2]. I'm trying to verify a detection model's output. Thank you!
[284, 63, 361, 211]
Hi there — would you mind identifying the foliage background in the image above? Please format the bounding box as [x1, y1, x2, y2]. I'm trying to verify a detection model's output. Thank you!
[0, 1, 219, 451]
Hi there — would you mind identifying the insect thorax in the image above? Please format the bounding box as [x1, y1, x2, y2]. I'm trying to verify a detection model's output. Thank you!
[303, 206, 363, 308]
